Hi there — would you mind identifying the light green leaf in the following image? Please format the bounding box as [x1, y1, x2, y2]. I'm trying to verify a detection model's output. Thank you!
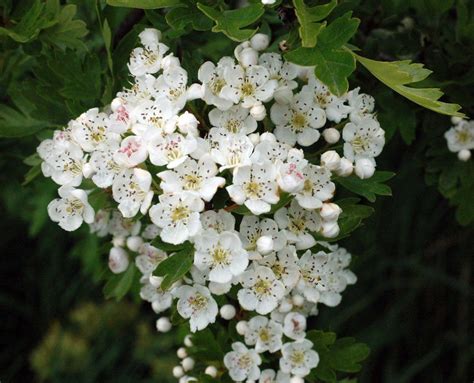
[336, 171, 395, 202]
[285, 12, 360, 96]
[354, 54, 464, 117]
[197, 3, 264, 42]
[154, 246, 194, 290]
[293, 0, 337, 48]
[166, 2, 213, 32]
[106, 0, 182, 8]
[103, 264, 137, 301]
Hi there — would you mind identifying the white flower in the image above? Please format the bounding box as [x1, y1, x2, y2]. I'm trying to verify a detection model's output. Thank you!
[343, 116, 385, 161]
[209, 105, 258, 135]
[303, 77, 351, 123]
[148, 132, 197, 169]
[140, 276, 173, 312]
[274, 199, 321, 250]
[294, 164, 335, 210]
[194, 231, 248, 283]
[227, 161, 280, 215]
[224, 342, 262, 382]
[177, 111, 199, 137]
[108, 247, 129, 274]
[244, 316, 283, 353]
[258, 52, 298, 101]
[149, 193, 204, 244]
[210, 132, 254, 171]
[277, 148, 308, 193]
[135, 243, 167, 275]
[259, 369, 291, 383]
[71, 108, 119, 152]
[221, 64, 278, 108]
[200, 209, 236, 233]
[175, 284, 218, 332]
[128, 33, 169, 77]
[47, 186, 94, 231]
[112, 168, 154, 218]
[154, 65, 188, 112]
[238, 265, 285, 315]
[258, 246, 300, 291]
[445, 119, 474, 152]
[283, 312, 306, 340]
[271, 90, 326, 146]
[89, 143, 124, 188]
[347, 87, 375, 123]
[198, 57, 235, 110]
[239, 216, 286, 259]
[42, 144, 85, 187]
[114, 135, 149, 168]
[89, 209, 110, 237]
[132, 98, 176, 133]
[108, 210, 141, 237]
[158, 155, 225, 201]
[279, 340, 319, 377]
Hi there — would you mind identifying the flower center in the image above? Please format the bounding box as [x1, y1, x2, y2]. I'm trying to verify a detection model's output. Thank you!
[351, 136, 369, 153]
[226, 118, 241, 133]
[303, 179, 313, 193]
[292, 113, 307, 131]
[289, 218, 306, 234]
[66, 199, 84, 214]
[259, 328, 271, 342]
[183, 174, 202, 190]
[210, 77, 225, 94]
[237, 354, 252, 369]
[254, 279, 271, 296]
[457, 130, 471, 143]
[241, 81, 255, 97]
[212, 246, 230, 265]
[244, 181, 261, 198]
[271, 263, 284, 279]
[171, 205, 190, 222]
[90, 126, 106, 142]
[188, 293, 208, 311]
[290, 350, 305, 365]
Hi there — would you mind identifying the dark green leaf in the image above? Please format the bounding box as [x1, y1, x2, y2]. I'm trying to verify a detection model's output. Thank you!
[103, 264, 137, 301]
[106, 0, 182, 8]
[336, 171, 395, 202]
[154, 246, 194, 290]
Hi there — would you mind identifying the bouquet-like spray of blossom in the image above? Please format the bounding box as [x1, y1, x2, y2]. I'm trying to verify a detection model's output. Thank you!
[36, 28, 386, 382]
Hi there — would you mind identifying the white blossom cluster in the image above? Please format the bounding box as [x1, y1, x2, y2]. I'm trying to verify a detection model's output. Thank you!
[36, 29, 385, 382]
[445, 116, 474, 162]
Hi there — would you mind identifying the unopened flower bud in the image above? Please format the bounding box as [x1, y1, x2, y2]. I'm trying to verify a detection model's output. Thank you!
[177, 347, 188, 359]
[355, 158, 375, 179]
[173, 366, 185, 378]
[236, 320, 249, 335]
[260, 132, 276, 143]
[248, 133, 261, 145]
[321, 221, 340, 238]
[220, 304, 237, 320]
[112, 236, 125, 248]
[186, 83, 203, 101]
[321, 150, 341, 171]
[108, 247, 129, 274]
[250, 103, 266, 121]
[126, 235, 143, 252]
[239, 47, 259, 67]
[322, 128, 340, 144]
[250, 33, 270, 51]
[178, 111, 199, 136]
[320, 203, 342, 221]
[290, 377, 305, 383]
[184, 335, 193, 347]
[458, 149, 471, 161]
[139, 28, 161, 47]
[82, 163, 94, 178]
[336, 157, 354, 177]
[256, 235, 273, 254]
[451, 116, 463, 125]
[149, 275, 163, 288]
[205, 365, 218, 378]
[111, 97, 123, 112]
[278, 299, 293, 313]
[156, 317, 172, 332]
[181, 357, 195, 371]
[292, 294, 305, 306]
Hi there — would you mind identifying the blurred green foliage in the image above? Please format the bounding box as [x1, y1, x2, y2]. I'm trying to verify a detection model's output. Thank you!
[0, 0, 473, 382]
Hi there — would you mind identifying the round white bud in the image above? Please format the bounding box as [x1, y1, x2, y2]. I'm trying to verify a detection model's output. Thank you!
[320, 203, 342, 222]
[149, 275, 163, 288]
[236, 320, 249, 335]
[181, 357, 195, 372]
[111, 97, 123, 112]
[290, 377, 305, 383]
[260, 132, 276, 143]
[205, 366, 218, 377]
[248, 133, 261, 146]
[126, 235, 143, 252]
[401, 16, 415, 30]
[239, 47, 258, 67]
[177, 347, 188, 359]
[322, 128, 341, 144]
[139, 28, 161, 46]
[220, 304, 237, 320]
[151, 300, 165, 314]
[156, 317, 172, 333]
[209, 281, 232, 295]
[458, 149, 471, 161]
[177, 111, 199, 136]
[186, 83, 204, 101]
[278, 299, 293, 313]
[184, 335, 193, 347]
[451, 116, 463, 125]
[321, 221, 340, 238]
[82, 163, 94, 178]
[321, 150, 341, 171]
[250, 33, 270, 51]
[256, 235, 274, 254]
[108, 247, 129, 274]
[173, 366, 185, 378]
[273, 87, 293, 105]
[336, 157, 354, 177]
[112, 236, 125, 248]
[250, 103, 266, 121]
[355, 158, 376, 179]
[292, 294, 305, 307]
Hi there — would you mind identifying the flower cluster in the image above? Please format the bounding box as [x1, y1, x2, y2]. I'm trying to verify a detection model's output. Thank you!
[36, 29, 385, 382]
[445, 116, 474, 162]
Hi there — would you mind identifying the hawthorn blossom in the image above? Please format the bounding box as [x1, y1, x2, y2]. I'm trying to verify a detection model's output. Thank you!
[258, 246, 300, 291]
[198, 57, 234, 110]
[244, 315, 283, 353]
[343, 116, 385, 162]
[47, 186, 94, 231]
[224, 342, 262, 382]
[148, 132, 197, 169]
[208, 105, 258, 135]
[258, 369, 291, 383]
[200, 209, 236, 233]
[88, 144, 123, 188]
[445, 119, 474, 152]
[139, 276, 173, 313]
[279, 340, 319, 377]
[128, 29, 169, 76]
[283, 312, 307, 340]
[239, 216, 287, 259]
[210, 133, 254, 171]
[295, 164, 335, 210]
[114, 135, 149, 168]
[154, 65, 188, 112]
[135, 243, 167, 275]
[175, 284, 218, 332]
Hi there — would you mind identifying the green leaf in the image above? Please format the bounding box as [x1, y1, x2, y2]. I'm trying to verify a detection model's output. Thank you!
[0, 104, 49, 138]
[354, 54, 464, 117]
[154, 246, 194, 290]
[286, 12, 360, 95]
[151, 237, 192, 253]
[166, 2, 213, 32]
[293, 0, 337, 48]
[197, 3, 264, 42]
[106, 0, 182, 8]
[188, 328, 224, 362]
[103, 264, 137, 301]
[336, 171, 395, 202]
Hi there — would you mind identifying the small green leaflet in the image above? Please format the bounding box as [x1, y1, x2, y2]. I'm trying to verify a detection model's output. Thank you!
[0, 104, 49, 138]
[307, 330, 370, 383]
[336, 171, 395, 202]
[154, 245, 194, 290]
[293, 0, 337, 48]
[197, 3, 264, 42]
[106, 0, 182, 8]
[285, 12, 360, 96]
[166, 2, 213, 33]
[354, 54, 464, 117]
[103, 264, 137, 301]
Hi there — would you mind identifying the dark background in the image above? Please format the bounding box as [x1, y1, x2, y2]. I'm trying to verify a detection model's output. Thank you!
[1, 0, 473, 382]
